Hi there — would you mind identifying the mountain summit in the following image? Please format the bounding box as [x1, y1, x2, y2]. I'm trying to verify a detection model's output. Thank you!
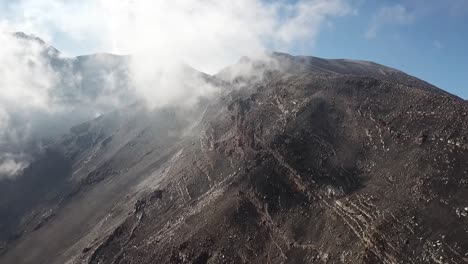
[1, 46, 468, 264]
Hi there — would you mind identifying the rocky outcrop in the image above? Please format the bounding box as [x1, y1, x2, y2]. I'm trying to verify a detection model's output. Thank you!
[79, 71, 468, 263]
[1, 53, 468, 264]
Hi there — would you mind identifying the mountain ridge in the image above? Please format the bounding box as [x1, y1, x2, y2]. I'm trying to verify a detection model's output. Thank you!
[1, 33, 468, 264]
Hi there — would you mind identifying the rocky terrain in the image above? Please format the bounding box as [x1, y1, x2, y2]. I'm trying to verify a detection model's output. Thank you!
[1, 47, 468, 264]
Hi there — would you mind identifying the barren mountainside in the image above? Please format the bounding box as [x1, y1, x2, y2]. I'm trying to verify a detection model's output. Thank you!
[1, 50, 468, 264]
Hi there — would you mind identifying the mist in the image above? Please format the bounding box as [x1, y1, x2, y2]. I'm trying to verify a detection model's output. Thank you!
[0, 0, 352, 178]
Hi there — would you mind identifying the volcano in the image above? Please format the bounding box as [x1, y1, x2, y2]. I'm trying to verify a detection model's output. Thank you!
[1, 41, 468, 264]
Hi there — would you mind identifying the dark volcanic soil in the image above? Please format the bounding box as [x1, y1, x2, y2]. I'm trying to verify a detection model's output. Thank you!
[1, 53, 468, 264]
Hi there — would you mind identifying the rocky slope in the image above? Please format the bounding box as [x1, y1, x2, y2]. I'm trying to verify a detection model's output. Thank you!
[1, 52, 468, 264]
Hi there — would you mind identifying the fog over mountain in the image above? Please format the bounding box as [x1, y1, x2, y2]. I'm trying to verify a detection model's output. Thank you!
[0, 32, 135, 179]
[0, 32, 467, 263]
[0, 0, 352, 179]
[1, 1, 468, 264]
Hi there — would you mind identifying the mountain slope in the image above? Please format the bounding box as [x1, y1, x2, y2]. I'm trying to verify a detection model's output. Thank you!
[1, 52, 468, 264]
[85, 72, 468, 264]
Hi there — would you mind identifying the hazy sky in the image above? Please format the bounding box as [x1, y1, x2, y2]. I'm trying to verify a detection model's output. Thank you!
[0, 0, 467, 98]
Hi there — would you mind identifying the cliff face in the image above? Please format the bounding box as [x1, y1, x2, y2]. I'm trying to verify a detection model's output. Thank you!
[1, 53, 468, 264]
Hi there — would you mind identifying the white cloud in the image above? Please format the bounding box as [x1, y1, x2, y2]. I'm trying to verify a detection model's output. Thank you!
[0, 29, 58, 147]
[0, 153, 28, 180]
[0, 0, 352, 73]
[0, 0, 355, 112]
[99, 0, 352, 107]
[0, 0, 110, 53]
[0, 29, 57, 110]
[0, 0, 354, 177]
[366, 4, 414, 39]
[0, 28, 135, 178]
[0, 0, 354, 108]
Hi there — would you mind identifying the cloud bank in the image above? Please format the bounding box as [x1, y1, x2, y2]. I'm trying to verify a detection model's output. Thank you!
[1, 0, 352, 72]
[0, 0, 353, 178]
[0, 31, 136, 179]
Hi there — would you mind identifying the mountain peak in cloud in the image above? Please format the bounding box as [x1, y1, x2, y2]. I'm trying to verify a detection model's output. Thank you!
[12, 31, 60, 57]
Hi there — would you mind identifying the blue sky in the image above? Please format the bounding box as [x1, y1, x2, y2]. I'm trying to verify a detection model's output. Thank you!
[296, 0, 468, 99]
[1, 0, 467, 99]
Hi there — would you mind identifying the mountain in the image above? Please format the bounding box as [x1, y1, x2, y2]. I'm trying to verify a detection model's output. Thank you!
[1, 33, 135, 148]
[1, 45, 468, 263]
[0, 33, 138, 187]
